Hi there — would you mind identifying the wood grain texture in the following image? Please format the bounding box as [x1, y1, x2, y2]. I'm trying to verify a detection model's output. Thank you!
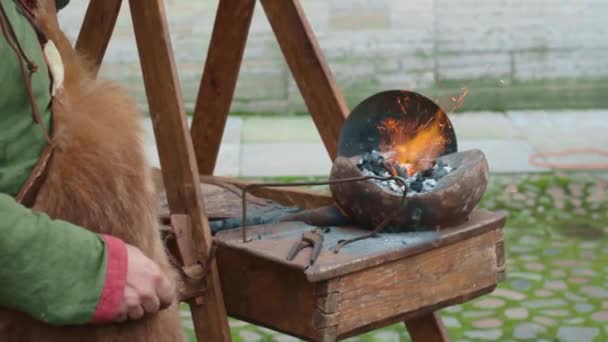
[405, 312, 450, 342]
[190, 0, 255, 175]
[217, 247, 321, 341]
[75, 0, 122, 75]
[335, 228, 503, 336]
[214, 225, 504, 341]
[260, 0, 348, 160]
[127, 1, 231, 340]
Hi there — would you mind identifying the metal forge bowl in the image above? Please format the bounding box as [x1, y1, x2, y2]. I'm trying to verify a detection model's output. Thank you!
[329, 90, 489, 230]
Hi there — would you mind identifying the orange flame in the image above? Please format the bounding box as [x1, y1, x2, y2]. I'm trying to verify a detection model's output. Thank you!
[377, 112, 448, 175]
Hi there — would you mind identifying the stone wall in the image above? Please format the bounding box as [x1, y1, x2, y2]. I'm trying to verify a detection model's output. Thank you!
[58, 0, 608, 113]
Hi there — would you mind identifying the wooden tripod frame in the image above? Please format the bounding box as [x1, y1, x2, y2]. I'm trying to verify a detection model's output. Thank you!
[75, 0, 450, 341]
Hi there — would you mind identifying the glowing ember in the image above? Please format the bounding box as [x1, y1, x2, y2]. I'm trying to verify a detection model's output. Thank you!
[356, 150, 453, 196]
[435, 86, 469, 113]
[449, 87, 469, 112]
[376, 113, 448, 175]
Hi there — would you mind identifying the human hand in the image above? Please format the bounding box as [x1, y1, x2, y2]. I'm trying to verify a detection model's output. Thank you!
[113, 244, 176, 322]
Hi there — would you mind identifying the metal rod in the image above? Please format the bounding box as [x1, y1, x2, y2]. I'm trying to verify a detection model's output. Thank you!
[333, 183, 408, 253]
[240, 175, 408, 243]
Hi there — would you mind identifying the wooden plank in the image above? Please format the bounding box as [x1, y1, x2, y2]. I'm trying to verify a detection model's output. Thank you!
[127, 1, 231, 341]
[217, 247, 322, 341]
[335, 228, 502, 336]
[190, 0, 255, 175]
[340, 287, 492, 340]
[200, 175, 334, 209]
[75, 0, 122, 75]
[405, 312, 450, 342]
[260, 0, 349, 160]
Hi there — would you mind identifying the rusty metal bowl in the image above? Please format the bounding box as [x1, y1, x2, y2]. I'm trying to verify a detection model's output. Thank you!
[330, 149, 489, 230]
[329, 90, 489, 230]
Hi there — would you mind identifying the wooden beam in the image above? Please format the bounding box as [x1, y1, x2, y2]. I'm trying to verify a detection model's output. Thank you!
[260, 0, 349, 160]
[128, 1, 231, 341]
[405, 312, 450, 342]
[190, 0, 255, 175]
[75, 0, 122, 75]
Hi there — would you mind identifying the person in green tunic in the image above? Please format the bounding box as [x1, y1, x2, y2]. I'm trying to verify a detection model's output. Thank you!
[0, 0, 175, 325]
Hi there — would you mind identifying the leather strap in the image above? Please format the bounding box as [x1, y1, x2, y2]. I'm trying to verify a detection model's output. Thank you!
[0, 0, 51, 143]
[16, 143, 54, 207]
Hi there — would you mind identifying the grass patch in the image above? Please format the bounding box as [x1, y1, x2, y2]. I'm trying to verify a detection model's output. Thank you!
[420, 77, 608, 113]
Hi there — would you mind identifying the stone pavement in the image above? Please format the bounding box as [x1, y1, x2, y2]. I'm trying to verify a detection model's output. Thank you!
[142, 110, 608, 177]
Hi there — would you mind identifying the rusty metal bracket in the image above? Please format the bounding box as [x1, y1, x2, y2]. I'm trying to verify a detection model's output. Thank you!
[169, 214, 216, 303]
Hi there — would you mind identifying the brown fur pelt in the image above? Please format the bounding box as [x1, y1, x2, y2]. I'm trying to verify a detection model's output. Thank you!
[0, 0, 185, 341]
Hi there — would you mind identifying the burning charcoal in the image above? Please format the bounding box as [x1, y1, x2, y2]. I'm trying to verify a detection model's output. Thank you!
[421, 165, 435, 178]
[388, 182, 402, 193]
[396, 165, 408, 179]
[432, 167, 448, 180]
[420, 170, 431, 178]
[409, 177, 423, 192]
[422, 179, 437, 192]
[359, 151, 382, 167]
[378, 167, 390, 176]
[369, 151, 382, 164]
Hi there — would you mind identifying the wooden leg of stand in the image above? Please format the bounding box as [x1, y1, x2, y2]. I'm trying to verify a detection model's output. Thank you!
[260, 0, 348, 160]
[190, 0, 255, 175]
[75, 0, 122, 75]
[405, 312, 450, 342]
[128, 1, 231, 341]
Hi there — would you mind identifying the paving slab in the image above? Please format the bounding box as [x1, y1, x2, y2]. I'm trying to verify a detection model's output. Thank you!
[243, 112, 526, 144]
[507, 110, 608, 167]
[448, 112, 524, 139]
[141, 111, 608, 176]
[239, 113, 547, 175]
[241, 117, 320, 143]
[240, 143, 333, 177]
[460, 139, 548, 173]
[239, 139, 546, 177]
[507, 110, 608, 150]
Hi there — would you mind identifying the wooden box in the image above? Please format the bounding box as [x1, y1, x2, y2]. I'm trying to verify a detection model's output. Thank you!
[214, 210, 506, 341]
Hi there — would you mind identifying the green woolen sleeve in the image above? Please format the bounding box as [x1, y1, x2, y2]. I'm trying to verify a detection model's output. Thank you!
[0, 193, 107, 325]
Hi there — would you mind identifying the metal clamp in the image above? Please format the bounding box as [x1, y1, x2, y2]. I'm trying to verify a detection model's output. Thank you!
[286, 229, 324, 266]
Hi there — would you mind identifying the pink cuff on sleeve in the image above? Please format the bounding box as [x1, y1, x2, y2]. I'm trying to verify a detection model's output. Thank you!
[90, 234, 128, 323]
